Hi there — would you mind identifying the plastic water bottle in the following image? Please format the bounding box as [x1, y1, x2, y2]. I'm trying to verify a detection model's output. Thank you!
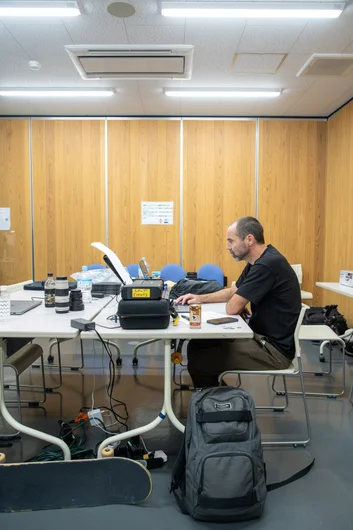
[142, 257, 150, 277]
[138, 257, 150, 279]
[44, 272, 56, 308]
[77, 265, 92, 304]
[0, 286, 11, 322]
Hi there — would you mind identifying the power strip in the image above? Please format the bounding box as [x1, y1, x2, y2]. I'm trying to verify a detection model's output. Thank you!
[88, 408, 104, 427]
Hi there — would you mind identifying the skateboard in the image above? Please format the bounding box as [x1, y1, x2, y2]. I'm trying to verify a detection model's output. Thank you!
[0, 456, 152, 512]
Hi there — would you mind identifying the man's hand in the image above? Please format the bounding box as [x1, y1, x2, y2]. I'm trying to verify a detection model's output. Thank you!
[175, 293, 202, 305]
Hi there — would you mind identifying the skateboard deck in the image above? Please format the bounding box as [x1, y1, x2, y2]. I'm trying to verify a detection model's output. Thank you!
[0, 457, 152, 512]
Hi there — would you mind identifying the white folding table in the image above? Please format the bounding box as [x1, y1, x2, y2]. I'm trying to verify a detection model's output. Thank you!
[81, 303, 253, 458]
[316, 282, 353, 403]
[0, 289, 115, 460]
[316, 282, 353, 298]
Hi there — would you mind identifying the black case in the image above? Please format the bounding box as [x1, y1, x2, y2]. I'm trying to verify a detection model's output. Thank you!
[117, 299, 170, 329]
[121, 279, 164, 300]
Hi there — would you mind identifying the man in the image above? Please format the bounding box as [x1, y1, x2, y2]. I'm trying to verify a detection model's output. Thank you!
[175, 216, 301, 388]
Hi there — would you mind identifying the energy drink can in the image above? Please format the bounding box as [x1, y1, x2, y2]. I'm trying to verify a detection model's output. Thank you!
[189, 304, 202, 328]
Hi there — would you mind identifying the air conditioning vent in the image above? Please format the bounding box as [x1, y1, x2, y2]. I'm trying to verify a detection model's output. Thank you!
[65, 44, 194, 80]
[297, 54, 353, 77]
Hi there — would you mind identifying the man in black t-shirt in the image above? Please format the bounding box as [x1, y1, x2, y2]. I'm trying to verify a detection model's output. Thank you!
[175, 216, 301, 388]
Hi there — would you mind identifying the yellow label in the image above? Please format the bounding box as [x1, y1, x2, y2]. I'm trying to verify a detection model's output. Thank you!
[132, 288, 150, 298]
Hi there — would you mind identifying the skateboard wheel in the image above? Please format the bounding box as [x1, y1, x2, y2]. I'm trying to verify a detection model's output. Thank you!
[102, 446, 114, 458]
[0, 453, 6, 463]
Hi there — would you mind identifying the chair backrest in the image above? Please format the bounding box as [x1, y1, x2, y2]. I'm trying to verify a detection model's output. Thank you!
[291, 264, 303, 286]
[160, 264, 186, 282]
[197, 264, 224, 287]
[294, 305, 308, 360]
[126, 264, 139, 278]
[87, 263, 105, 270]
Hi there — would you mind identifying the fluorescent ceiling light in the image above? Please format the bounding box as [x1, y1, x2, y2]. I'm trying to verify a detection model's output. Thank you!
[161, 1, 345, 19]
[0, 90, 114, 97]
[0, 1, 80, 17]
[164, 88, 281, 98]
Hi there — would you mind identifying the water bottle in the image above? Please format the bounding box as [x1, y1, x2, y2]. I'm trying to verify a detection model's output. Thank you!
[44, 272, 56, 308]
[77, 265, 92, 304]
[138, 257, 150, 279]
[0, 286, 10, 322]
[142, 257, 150, 277]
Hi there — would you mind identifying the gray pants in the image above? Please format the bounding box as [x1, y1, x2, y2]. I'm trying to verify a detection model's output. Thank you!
[187, 333, 292, 388]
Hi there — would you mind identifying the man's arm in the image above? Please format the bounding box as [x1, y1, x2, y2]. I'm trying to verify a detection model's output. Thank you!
[175, 285, 238, 305]
[226, 292, 249, 315]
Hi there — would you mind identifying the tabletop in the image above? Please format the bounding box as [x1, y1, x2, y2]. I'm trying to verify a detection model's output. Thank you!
[81, 302, 254, 341]
[0, 290, 116, 338]
[316, 282, 353, 299]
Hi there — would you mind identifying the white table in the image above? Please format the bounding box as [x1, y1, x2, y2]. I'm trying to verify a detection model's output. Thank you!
[316, 282, 353, 298]
[81, 302, 253, 457]
[0, 290, 115, 460]
[317, 282, 353, 404]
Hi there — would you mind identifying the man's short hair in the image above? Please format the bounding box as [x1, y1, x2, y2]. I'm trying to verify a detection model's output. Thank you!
[234, 216, 265, 244]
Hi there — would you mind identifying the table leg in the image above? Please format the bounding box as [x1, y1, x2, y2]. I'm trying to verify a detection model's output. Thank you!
[163, 339, 185, 433]
[0, 338, 71, 460]
[97, 339, 185, 458]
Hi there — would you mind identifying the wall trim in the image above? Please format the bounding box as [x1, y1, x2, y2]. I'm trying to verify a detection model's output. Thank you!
[0, 114, 328, 120]
[327, 96, 353, 120]
[255, 119, 259, 218]
[179, 119, 184, 267]
[29, 118, 35, 281]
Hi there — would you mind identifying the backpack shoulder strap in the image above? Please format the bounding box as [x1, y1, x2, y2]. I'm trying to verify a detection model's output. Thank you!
[267, 458, 315, 492]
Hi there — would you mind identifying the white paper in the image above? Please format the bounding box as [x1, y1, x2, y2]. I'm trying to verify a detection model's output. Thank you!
[91, 242, 133, 285]
[141, 201, 173, 225]
[0, 208, 10, 230]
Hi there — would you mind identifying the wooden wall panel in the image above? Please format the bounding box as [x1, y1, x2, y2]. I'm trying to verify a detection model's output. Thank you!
[319, 102, 353, 324]
[183, 120, 256, 283]
[32, 120, 105, 280]
[258, 120, 326, 300]
[108, 120, 180, 271]
[0, 120, 31, 285]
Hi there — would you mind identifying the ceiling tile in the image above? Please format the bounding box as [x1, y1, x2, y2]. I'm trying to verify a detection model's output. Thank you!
[290, 4, 353, 54]
[233, 54, 285, 74]
[185, 20, 246, 82]
[125, 25, 185, 44]
[237, 25, 305, 54]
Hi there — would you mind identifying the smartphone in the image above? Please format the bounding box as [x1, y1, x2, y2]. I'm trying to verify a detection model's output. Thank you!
[207, 317, 238, 325]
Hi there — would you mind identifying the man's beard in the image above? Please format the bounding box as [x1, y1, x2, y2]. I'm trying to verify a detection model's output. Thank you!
[230, 249, 248, 262]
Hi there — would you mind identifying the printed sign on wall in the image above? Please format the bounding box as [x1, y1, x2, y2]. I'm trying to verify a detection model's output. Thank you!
[141, 202, 173, 225]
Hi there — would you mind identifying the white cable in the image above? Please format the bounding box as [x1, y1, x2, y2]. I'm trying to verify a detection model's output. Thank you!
[91, 340, 98, 411]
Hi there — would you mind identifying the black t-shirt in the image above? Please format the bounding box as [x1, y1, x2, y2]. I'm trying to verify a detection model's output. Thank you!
[236, 245, 301, 359]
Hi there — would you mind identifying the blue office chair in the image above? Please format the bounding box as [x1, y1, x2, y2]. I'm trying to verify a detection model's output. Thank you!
[126, 264, 139, 278]
[160, 264, 186, 283]
[197, 263, 224, 287]
[87, 263, 106, 270]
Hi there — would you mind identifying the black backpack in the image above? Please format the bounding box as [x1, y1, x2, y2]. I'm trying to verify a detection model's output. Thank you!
[171, 387, 314, 522]
[303, 304, 348, 336]
[169, 278, 223, 300]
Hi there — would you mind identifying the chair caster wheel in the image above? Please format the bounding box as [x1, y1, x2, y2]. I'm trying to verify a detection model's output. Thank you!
[132, 358, 138, 367]
[276, 392, 285, 396]
[47, 354, 54, 364]
[293, 443, 306, 448]
[319, 354, 326, 363]
[327, 395, 336, 399]
[273, 408, 284, 412]
[116, 358, 122, 367]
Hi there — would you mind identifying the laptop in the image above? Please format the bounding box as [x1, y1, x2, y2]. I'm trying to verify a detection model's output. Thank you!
[10, 300, 42, 315]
